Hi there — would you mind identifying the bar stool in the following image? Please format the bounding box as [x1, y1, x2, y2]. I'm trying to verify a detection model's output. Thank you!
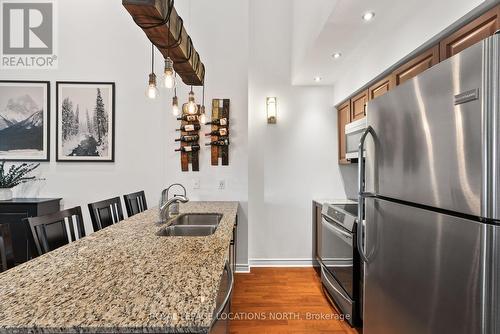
[88, 197, 124, 232]
[123, 191, 148, 217]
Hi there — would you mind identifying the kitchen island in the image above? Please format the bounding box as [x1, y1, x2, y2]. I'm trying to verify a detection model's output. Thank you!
[0, 201, 238, 334]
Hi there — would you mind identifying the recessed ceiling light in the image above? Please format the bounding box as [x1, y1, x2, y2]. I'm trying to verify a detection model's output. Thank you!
[332, 52, 342, 59]
[362, 11, 375, 21]
[314, 76, 322, 82]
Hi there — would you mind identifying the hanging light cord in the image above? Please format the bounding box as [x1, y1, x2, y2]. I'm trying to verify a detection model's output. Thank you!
[151, 43, 154, 73]
[167, 20, 170, 59]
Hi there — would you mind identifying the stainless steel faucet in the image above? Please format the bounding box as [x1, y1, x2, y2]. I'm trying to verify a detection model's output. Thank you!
[159, 195, 189, 222]
[159, 184, 188, 223]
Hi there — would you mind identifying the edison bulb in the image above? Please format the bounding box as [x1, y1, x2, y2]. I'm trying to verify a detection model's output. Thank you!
[172, 104, 180, 116]
[199, 113, 207, 124]
[172, 96, 180, 116]
[188, 101, 198, 114]
[163, 57, 175, 89]
[146, 73, 159, 99]
[164, 71, 174, 89]
[146, 84, 159, 99]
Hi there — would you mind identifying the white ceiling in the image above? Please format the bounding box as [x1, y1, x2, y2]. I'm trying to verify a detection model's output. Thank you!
[291, 0, 486, 89]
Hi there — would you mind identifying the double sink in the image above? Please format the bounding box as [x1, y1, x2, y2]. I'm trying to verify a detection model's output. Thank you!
[156, 213, 223, 237]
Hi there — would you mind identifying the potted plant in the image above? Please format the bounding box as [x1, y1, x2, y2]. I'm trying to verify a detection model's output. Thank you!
[0, 161, 42, 201]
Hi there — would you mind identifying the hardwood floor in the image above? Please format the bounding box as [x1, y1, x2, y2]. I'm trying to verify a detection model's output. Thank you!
[230, 267, 361, 334]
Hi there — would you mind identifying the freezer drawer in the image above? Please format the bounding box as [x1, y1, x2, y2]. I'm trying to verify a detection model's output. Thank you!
[363, 198, 491, 334]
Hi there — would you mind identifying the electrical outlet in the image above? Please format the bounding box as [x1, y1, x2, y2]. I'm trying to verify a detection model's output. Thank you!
[218, 180, 226, 190]
[192, 179, 200, 189]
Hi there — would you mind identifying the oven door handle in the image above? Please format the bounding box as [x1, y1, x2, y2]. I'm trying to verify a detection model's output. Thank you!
[358, 126, 375, 263]
[322, 217, 353, 239]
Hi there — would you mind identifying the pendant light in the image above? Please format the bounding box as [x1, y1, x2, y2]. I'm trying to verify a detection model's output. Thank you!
[146, 44, 159, 99]
[163, 25, 175, 89]
[187, 86, 198, 115]
[172, 74, 180, 116]
[199, 84, 207, 124]
[164, 57, 175, 89]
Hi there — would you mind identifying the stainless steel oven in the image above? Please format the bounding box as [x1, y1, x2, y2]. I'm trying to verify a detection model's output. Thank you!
[345, 117, 367, 160]
[320, 203, 362, 326]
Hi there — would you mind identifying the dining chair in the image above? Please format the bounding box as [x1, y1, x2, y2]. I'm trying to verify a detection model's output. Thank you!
[88, 197, 124, 232]
[27, 207, 86, 256]
[0, 235, 7, 272]
[123, 191, 148, 217]
[0, 221, 18, 269]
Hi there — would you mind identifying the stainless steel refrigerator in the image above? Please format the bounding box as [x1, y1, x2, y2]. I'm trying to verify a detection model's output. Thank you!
[358, 33, 500, 334]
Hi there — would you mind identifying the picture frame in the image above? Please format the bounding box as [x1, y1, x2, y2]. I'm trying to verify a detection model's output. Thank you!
[0, 80, 50, 161]
[56, 82, 115, 162]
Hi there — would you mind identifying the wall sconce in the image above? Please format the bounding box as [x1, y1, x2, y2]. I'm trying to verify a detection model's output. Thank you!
[266, 97, 277, 124]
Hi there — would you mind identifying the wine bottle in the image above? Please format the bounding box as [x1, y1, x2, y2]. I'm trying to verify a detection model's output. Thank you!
[175, 144, 200, 152]
[205, 138, 230, 146]
[206, 118, 228, 126]
[176, 124, 201, 132]
[175, 134, 199, 142]
[177, 115, 198, 122]
[204, 128, 228, 136]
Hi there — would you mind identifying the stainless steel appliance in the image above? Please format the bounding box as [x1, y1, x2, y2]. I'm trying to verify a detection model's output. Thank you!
[320, 202, 362, 326]
[210, 261, 233, 334]
[358, 34, 500, 334]
[345, 117, 367, 160]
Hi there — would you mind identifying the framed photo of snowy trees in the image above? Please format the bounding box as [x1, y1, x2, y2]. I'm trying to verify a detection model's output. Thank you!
[56, 82, 115, 162]
[0, 81, 50, 161]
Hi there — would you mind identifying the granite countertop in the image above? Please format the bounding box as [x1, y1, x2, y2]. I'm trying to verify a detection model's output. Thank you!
[0, 201, 238, 334]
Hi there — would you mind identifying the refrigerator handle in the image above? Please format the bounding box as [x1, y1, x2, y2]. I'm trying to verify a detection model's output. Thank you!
[357, 126, 375, 263]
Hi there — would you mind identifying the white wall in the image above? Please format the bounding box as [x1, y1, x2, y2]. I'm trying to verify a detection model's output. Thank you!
[248, 0, 347, 265]
[1, 0, 250, 267]
[2, 0, 167, 231]
[167, 0, 250, 267]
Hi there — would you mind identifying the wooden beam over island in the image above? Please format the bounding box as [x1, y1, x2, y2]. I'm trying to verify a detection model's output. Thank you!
[122, 0, 205, 86]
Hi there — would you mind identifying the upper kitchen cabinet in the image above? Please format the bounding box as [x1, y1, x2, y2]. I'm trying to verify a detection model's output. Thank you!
[350, 90, 368, 121]
[391, 45, 440, 86]
[368, 76, 392, 101]
[440, 5, 500, 61]
[337, 101, 351, 164]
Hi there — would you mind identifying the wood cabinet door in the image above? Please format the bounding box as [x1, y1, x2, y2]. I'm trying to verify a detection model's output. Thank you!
[350, 90, 368, 121]
[391, 45, 440, 86]
[440, 5, 499, 61]
[368, 76, 392, 100]
[337, 101, 351, 164]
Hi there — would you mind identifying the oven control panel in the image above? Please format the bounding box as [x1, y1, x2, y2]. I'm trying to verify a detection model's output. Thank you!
[321, 203, 358, 232]
[326, 208, 345, 223]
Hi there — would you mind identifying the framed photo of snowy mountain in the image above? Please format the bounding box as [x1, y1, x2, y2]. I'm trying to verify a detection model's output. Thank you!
[56, 82, 115, 162]
[0, 81, 50, 161]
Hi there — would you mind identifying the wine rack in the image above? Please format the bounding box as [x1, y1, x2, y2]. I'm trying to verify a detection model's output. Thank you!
[177, 103, 201, 172]
[208, 99, 230, 166]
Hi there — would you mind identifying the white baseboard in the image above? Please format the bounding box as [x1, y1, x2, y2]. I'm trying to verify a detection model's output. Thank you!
[235, 264, 250, 273]
[249, 258, 315, 267]
[234, 259, 316, 273]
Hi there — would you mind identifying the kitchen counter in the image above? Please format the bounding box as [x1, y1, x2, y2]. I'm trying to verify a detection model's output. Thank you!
[313, 198, 357, 206]
[0, 201, 238, 334]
